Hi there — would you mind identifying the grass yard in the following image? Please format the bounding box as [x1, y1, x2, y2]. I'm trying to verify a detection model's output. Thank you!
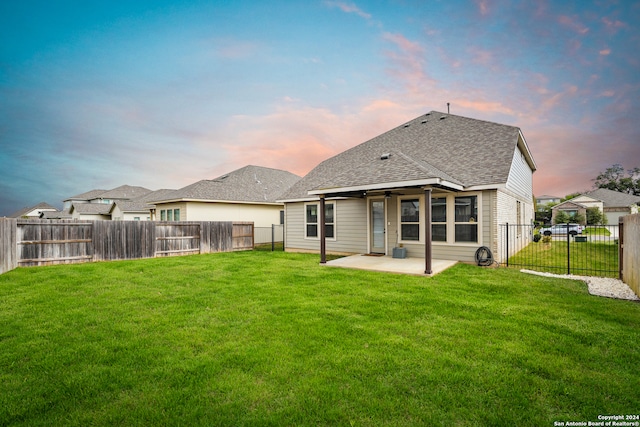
[507, 240, 619, 277]
[1, 251, 638, 426]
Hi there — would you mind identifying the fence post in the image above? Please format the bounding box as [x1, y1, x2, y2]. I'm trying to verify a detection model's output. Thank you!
[619, 220, 624, 281]
[566, 222, 570, 275]
[505, 223, 509, 267]
[271, 224, 275, 252]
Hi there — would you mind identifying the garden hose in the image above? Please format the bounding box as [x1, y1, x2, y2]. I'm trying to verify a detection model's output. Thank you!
[475, 246, 494, 267]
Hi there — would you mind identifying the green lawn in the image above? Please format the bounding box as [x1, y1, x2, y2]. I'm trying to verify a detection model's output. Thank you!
[508, 240, 619, 277]
[1, 251, 638, 426]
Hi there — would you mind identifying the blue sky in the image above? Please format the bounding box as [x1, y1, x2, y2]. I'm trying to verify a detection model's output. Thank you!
[1, 0, 639, 215]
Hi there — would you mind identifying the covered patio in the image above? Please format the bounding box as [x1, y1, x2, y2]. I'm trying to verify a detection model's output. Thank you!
[324, 254, 457, 276]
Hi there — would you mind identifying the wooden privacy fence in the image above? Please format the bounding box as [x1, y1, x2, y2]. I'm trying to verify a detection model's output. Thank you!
[0, 219, 254, 274]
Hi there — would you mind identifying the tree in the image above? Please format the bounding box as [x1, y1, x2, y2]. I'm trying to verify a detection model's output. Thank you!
[586, 207, 606, 225]
[593, 164, 640, 196]
[554, 210, 570, 224]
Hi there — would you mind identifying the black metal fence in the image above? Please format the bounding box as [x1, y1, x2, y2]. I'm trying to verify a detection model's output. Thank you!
[500, 223, 620, 278]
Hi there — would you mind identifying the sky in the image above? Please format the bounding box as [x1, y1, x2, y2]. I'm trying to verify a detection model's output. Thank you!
[1, 0, 639, 216]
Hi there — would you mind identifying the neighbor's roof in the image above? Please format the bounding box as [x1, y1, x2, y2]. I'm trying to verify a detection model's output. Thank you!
[70, 203, 113, 215]
[8, 202, 58, 218]
[148, 165, 300, 204]
[41, 209, 72, 219]
[64, 185, 152, 202]
[95, 185, 152, 200]
[279, 111, 535, 200]
[64, 189, 108, 202]
[582, 188, 640, 208]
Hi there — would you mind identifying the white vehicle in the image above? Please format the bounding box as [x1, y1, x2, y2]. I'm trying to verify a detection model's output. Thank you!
[539, 223, 584, 236]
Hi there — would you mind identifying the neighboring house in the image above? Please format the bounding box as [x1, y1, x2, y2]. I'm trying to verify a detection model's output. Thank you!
[68, 203, 112, 220]
[550, 200, 588, 224]
[147, 165, 300, 228]
[8, 202, 58, 218]
[41, 209, 72, 220]
[110, 189, 176, 221]
[535, 195, 561, 210]
[63, 189, 108, 210]
[278, 111, 537, 266]
[564, 188, 640, 224]
[63, 185, 154, 220]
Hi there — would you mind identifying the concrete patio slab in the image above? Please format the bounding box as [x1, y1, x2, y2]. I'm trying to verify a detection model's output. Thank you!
[324, 254, 457, 276]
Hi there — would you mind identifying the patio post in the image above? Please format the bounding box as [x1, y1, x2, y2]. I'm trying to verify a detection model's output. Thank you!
[320, 195, 326, 264]
[424, 188, 432, 274]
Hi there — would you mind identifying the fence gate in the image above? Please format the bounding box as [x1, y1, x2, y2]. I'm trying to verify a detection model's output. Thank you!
[500, 223, 620, 278]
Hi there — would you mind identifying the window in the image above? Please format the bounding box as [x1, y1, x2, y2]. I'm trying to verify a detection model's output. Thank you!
[280, 210, 285, 225]
[167, 209, 173, 221]
[455, 196, 477, 243]
[306, 204, 318, 237]
[432, 197, 447, 242]
[305, 202, 335, 239]
[134, 217, 140, 221]
[324, 203, 334, 238]
[400, 199, 420, 241]
[516, 201, 522, 237]
[174, 209, 180, 221]
[160, 210, 166, 221]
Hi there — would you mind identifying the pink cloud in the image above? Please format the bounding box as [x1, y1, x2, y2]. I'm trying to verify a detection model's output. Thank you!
[599, 48, 611, 56]
[558, 15, 589, 35]
[324, 1, 371, 20]
[474, 0, 489, 16]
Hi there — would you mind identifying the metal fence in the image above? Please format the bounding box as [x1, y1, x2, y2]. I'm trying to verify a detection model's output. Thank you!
[254, 224, 284, 251]
[500, 223, 620, 278]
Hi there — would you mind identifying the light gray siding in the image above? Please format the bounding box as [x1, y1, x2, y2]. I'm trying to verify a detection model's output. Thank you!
[506, 144, 534, 200]
[285, 199, 367, 254]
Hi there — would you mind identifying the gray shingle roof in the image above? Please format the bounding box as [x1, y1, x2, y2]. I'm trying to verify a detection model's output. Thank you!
[64, 189, 108, 202]
[149, 165, 300, 204]
[96, 185, 152, 200]
[9, 202, 58, 218]
[70, 203, 113, 215]
[280, 111, 533, 200]
[582, 188, 640, 207]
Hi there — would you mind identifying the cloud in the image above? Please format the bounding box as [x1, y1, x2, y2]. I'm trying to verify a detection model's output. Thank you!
[599, 48, 611, 56]
[324, 1, 371, 20]
[558, 15, 589, 35]
[474, 0, 489, 16]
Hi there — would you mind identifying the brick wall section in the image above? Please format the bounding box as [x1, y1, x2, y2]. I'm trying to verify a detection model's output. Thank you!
[621, 213, 640, 297]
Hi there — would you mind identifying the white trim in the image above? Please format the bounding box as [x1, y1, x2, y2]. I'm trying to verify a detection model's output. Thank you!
[152, 199, 284, 206]
[398, 195, 424, 244]
[367, 196, 387, 254]
[308, 178, 464, 196]
[303, 201, 337, 241]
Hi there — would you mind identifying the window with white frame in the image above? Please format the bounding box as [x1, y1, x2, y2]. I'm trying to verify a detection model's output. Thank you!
[400, 198, 420, 241]
[160, 210, 166, 221]
[167, 209, 173, 221]
[305, 202, 335, 239]
[431, 197, 447, 242]
[454, 195, 478, 243]
[174, 209, 180, 221]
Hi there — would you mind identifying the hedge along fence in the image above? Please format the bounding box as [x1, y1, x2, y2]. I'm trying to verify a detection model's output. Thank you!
[0, 219, 254, 275]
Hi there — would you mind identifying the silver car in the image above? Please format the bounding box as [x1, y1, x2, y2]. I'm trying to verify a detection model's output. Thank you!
[539, 223, 583, 236]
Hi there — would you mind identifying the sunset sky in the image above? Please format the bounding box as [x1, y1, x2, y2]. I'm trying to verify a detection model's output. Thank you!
[1, 0, 639, 215]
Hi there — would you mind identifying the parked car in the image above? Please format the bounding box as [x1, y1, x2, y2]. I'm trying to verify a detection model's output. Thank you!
[539, 223, 584, 236]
